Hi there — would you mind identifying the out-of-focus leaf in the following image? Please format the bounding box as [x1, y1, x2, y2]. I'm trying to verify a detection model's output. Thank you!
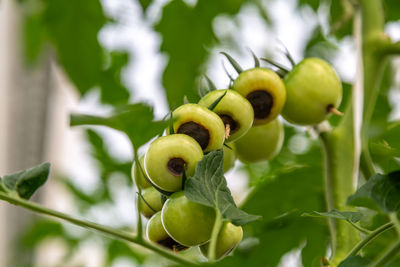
[214, 140, 328, 267]
[71, 103, 168, 150]
[303, 209, 363, 223]
[138, 0, 152, 12]
[106, 240, 146, 265]
[338, 256, 370, 267]
[298, 0, 321, 11]
[304, 25, 338, 60]
[24, 11, 46, 63]
[384, 0, 400, 22]
[329, 0, 353, 38]
[347, 171, 400, 213]
[20, 220, 78, 249]
[99, 51, 130, 105]
[155, 0, 245, 108]
[0, 162, 50, 200]
[185, 150, 260, 226]
[42, 0, 107, 93]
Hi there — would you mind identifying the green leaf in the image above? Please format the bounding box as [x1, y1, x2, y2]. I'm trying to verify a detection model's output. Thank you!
[298, 0, 321, 11]
[338, 256, 370, 267]
[214, 133, 328, 267]
[303, 209, 363, 223]
[347, 171, 400, 213]
[99, 51, 130, 105]
[24, 10, 46, 63]
[155, 0, 244, 108]
[106, 240, 146, 265]
[0, 162, 50, 200]
[138, 0, 153, 12]
[384, 0, 400, 22]
[42, 0, 107, 93]
[185, 150, 260, 226]
[70, 103, 168, 150]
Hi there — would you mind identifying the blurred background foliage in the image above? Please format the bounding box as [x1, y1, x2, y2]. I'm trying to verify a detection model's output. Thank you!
[4, 0, 400, 266]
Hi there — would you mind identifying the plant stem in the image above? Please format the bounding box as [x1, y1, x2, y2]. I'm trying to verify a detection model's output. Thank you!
[360, 150, 376, 180]
[208, 209, 222, 261]
[369, 238, 400, 267]
[133, 149, 143, 241]
[0, 192, 197, 266]
[348, 221, 372, 235]
[389, 213, 400, 235]
[345, 222, 393, 259]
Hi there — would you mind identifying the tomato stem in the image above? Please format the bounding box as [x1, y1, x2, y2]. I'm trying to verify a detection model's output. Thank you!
[0, 192, 198, 266]
[208, 209, 222, 261]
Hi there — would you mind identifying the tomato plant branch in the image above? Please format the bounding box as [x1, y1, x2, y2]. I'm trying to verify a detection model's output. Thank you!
[359, 0, 388, 181]
[208, 208, 222, 261]
[369, 238, 400, 267]
[0, 192, 197, 266]
[345, 222, 393, 259]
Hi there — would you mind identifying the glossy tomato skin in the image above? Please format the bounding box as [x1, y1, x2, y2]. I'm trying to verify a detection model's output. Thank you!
[234, 119, 284, 163]
[146, 211, 186, 250]
[138, 186, 163, 218]
[131, 155, 151, 189]
[161, 191, 216, 247]
[198, 89, 254, 143]
[282, 58, 342, 125]
[145, 134, 203, 192]
[223, 143, 236, 173]
[200, 222, 243, 259]
[170, 104, 225, 152]
[233, 68, 286, 125]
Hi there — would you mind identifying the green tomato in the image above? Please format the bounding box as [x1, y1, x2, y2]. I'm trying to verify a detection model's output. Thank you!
[161, 191, 216, 247]
[233, 68, 286, 125]
[234, 119, 284, 163]
[198, 89, 254, 143]
[171, 104, 225, 152]
[200, 222, 243, 260]
[223, 144, 236, 173]
[131, 155, 151, 189]
[146, 211, 187, 251]
[145, 134, 203, 192]
[138, 186, 164, 218]
[282, 57, 342, 125]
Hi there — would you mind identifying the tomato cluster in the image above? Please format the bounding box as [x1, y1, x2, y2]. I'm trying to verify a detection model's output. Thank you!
[131, 55, 342, 259]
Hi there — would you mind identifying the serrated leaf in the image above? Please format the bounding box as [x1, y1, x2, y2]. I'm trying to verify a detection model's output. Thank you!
[338, 255, 370, 267]
[347, 171, 400, 213]
[303, 209, 363, 223]
[70, 103, 168, 149]
[1, 162, 50, 200]
[185, 150, 260, 226]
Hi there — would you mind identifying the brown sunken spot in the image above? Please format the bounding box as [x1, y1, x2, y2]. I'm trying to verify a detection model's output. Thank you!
[158, 236, 188, 251]
[246, 90, 273, 120]
[220, 114, 239, 134]
[167, 158, 186, 176]
[177, 121, 210, 150]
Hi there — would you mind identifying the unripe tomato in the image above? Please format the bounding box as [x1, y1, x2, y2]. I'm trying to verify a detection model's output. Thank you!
[282, 58, 342, 125]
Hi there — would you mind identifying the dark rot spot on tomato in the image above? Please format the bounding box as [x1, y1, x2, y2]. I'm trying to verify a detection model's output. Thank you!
[177, 121, 210, 150]
[220, 114, 239, 134]
[246, 90, 273, 120]
[167, 158, 186, 176]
